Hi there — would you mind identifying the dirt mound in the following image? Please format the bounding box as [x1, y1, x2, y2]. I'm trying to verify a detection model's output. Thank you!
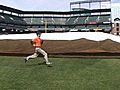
[0, 39, 120, 55]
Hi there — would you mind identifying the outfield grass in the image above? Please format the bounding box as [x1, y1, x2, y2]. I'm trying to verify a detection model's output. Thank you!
[0, 56, 120, 90]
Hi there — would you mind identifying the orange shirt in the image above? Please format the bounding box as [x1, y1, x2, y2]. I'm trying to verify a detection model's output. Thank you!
[32, 36, 42, 48]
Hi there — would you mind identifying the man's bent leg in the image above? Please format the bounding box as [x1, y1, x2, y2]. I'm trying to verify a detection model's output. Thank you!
[37, 48, 51, 64]
[25, 52, 38, 63]
[26, 53, 38, 60]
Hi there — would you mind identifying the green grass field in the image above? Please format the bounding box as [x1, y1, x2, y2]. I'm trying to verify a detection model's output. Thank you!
[0, 56, 120, 90]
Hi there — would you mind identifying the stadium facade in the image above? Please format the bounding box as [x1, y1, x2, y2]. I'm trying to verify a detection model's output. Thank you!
[0, 0, 119, 34]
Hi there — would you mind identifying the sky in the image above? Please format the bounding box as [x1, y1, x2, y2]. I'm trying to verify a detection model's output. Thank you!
[0, 0, 120, 11]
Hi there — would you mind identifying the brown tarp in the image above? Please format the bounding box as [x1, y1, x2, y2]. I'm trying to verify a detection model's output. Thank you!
[0, 39, 120, 56]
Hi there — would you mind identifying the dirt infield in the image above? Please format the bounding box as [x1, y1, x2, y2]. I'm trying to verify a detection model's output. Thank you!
[0, 39, 120, 56]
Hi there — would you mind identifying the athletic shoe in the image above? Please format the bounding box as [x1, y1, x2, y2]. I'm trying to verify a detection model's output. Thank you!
[24, 58, 28, 63]
[46, 62, 52, 65]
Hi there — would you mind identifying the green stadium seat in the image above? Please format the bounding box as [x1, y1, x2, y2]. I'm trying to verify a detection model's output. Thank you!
[99, 15, 111, 23]
[76, 17, 87, 24]
[86, 16, 98, 24]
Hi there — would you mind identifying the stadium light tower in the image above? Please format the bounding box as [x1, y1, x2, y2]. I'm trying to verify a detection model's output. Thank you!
[45, 20, 47, 33]
[41, 20, 48, 33]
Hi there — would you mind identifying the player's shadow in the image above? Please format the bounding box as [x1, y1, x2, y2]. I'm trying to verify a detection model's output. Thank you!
[38, 62, 46, 65]
[26, 62, 52, 67]
[26, 62, 45, 66]
[38, 62, 53, 67]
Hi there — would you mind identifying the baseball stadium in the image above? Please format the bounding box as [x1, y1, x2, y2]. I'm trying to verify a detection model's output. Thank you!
[0, 0, 120, 90]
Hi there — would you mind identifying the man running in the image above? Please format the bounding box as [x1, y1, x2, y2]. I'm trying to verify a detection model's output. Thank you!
[25, 32, 51, 65]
